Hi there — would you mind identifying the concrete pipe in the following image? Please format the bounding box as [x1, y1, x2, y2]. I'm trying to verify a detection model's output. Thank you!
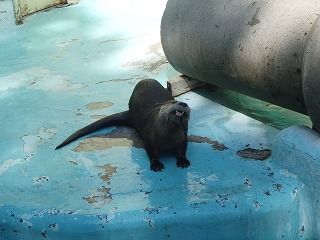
[161, 0, 320, 130]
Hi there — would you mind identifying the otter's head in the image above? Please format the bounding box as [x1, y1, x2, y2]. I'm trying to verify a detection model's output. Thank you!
[160, 100, 190, 131]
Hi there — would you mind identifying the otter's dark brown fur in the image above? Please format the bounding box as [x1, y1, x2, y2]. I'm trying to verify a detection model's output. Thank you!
[56, 79, 190, 171]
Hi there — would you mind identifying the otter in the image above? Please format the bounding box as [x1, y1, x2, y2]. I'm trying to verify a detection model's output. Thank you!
[55, 79, 191, 172]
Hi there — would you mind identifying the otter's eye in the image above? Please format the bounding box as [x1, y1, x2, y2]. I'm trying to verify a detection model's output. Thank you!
[178, 102, 188, 108]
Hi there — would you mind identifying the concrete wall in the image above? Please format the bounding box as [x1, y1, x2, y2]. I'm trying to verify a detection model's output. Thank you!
[161, 0, 320, 130]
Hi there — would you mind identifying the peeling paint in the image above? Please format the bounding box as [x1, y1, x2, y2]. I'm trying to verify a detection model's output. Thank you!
[72, 137, 133, 152]
[57, 38, 78, 48]
[0, 158, 23, 175]
[0, 67, 86, 93]
[69, 129, 242, 186]
[86, 101, 113, 111]
[96, 164, 117, 183]
[280, 169, 298, 179]
[122, 42, 168, 75]
[83, 187, 112, 205]
[0, 127, 56, 175]
[188, 135, 228, 151]
[21, 127, 57, 154]
[72, 126, 144, 152]
[236, 148, 271, 160]
[90, 115, 108, 120]
[21, 4, 28, 17]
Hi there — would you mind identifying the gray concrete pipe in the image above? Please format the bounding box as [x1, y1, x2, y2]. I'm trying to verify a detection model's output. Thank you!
[161, 0, 320, 130]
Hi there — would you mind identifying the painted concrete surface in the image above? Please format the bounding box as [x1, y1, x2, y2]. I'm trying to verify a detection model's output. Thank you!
[273, 126, 320, 239]
[0, 0, 317, 239]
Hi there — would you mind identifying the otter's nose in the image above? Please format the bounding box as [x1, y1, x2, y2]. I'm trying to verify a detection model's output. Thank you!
[179, 102, 188, 107]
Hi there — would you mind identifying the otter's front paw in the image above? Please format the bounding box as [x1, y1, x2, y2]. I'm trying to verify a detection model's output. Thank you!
[150, 160, 164, 172]
[177, 157, 190, 168]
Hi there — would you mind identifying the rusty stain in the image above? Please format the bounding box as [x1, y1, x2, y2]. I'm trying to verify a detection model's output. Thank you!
[96, 164, 117, 183]
[188, 135, 228, 151]
[86, 102, 113, 111]
[83, 186, 112, 205]
[236, 148, 271, 160]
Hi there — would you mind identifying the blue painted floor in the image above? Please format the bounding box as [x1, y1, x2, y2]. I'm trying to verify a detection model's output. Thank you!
[0, 0, 317, 239]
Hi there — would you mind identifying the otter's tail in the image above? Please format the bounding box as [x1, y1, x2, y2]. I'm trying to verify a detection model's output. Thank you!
[55, 110, 132, 150]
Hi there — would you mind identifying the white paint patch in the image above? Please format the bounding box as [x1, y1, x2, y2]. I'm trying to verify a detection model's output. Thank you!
[0, 67, 86, 93]
[21, 127, 57, 154]
[186, 172, 219, 203]
[280, 169, 298, 179]
[206, 173, 219, 181]
[0, 127, 55, 175]
[20, 213, 33, 220]
[0, 158, 23, 175]
[107, 207, 118, 222]
[187, 172, 207, 203]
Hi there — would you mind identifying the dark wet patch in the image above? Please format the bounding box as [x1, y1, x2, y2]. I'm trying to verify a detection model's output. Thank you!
[236, 148, 271, 160]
